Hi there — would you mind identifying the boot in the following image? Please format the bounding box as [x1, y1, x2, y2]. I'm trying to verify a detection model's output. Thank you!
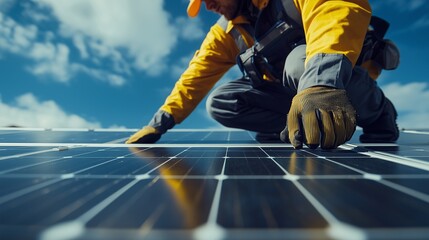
[360, 98, 399, 143]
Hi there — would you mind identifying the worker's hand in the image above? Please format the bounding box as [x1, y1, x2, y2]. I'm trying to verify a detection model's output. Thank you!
[125, 126, 162, 144]
[286, 86, 356, 149]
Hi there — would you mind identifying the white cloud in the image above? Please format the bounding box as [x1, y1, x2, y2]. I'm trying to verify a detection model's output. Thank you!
[175, 16, 205, 41]
[37, 0, 179, 75]
[74, 65, 126, 86]
[387, 15, 429, 35]
[382, 82, 429, 129]
[23, 4, 50, 22]
[72, 34, 89, 59]
[85, 38, 131, 75]
[1, 1, 207, 85]
[0, 12, 38, 53]
[409, 0, 426, 10]
[0, 0, 15, 12]
[0, 12, 126, 86]
[0, 93, 102, 128]
[410, 16, 429, 31]
[28, 42, 71, 82]
[0, 12, 71, 82]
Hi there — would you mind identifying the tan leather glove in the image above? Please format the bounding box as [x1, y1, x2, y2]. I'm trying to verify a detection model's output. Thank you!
[125, 126, 162, 144]
[286, 86, 356, 149]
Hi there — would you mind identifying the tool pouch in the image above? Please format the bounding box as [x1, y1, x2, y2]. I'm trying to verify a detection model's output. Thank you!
[373, 39, 400, 70]
[357, 16, 400, 70]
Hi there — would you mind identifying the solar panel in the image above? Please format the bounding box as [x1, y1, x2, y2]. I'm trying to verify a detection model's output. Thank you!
[0, 128, 428, 239]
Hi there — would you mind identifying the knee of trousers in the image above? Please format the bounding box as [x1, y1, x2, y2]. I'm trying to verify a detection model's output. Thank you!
[205, 89, 239, 128]
[345, 67, 386, 127]
[206, 78, 254, 128]
[205, 92, 218, 119]
[282, 44, 306, 91]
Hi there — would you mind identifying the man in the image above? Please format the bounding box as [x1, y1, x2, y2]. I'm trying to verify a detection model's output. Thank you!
[126, 0, 399, 149]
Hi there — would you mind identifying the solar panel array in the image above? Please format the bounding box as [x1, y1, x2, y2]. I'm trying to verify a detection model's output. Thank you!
[0, 128, 428, 240]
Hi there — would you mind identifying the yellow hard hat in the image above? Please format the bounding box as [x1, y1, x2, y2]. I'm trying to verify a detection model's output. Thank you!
[187, 0, 202, 17]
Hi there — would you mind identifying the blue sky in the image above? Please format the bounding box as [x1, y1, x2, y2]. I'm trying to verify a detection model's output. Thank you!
[0, 0, 428, 130]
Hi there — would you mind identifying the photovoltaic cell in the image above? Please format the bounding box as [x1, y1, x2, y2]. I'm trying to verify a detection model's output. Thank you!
[218, 179, 329, 228]
[384, 178, 429, 195]
[0, 177, 51, 197]
[0, 178, 133, 224]
[327, 157, 429, 175]
[299, 178, 429, 228]
[0, 128, 428, 239]
[274, 156, 360, 175]
[225, 157, 285, 175]
[87, 179, 218, 229]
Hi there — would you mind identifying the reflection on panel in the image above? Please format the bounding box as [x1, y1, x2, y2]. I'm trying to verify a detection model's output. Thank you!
[130, 147, 225, 176]
[218, 179, 328, 228]
[159, 131, 256, 144]
[274, 153, 360, 175]
[385, 178, 429, 195]
[87, 179, 217, 229]
[225, 157, 284, 175]
[307, 148, 372, 158]
[176, 147, 227, 158]
[0, 178, 51, 197]
[299, 178, 429, 228]
[262, 147, 313, 157]
[10, 157, 119, 174]
[227, 147, 268, 158]
[0, 179, 132, 225]
[77, 157, 168, 175]
[328, 157, 429, 175]
[0, 146, 53, 156]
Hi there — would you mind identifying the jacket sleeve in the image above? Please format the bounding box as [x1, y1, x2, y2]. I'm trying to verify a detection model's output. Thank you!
[159, 23, 240, 124]
[294, 0, 372, 91]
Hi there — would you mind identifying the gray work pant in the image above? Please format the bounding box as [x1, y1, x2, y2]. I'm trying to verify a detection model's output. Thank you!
[206, 45, 386, 133]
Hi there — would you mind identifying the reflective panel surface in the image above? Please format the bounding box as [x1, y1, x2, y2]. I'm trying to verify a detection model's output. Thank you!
[0, 128, 428, 239]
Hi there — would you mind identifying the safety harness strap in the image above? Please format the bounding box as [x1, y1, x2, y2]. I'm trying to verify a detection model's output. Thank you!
[230, 28, 249, 53]
[237, 0, 304, 86]
[238, 19, 304, 87]
[217, 16, 251, 53]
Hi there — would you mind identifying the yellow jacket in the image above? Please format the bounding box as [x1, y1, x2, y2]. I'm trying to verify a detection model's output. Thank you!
[160, 0, 372, 124]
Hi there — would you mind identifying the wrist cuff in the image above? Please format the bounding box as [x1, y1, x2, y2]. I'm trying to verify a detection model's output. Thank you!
[298, 54, 353, 92]
[149, 110, 176, 134]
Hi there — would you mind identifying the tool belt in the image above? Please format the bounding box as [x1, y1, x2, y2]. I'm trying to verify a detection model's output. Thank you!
[357, 16, 400, 70]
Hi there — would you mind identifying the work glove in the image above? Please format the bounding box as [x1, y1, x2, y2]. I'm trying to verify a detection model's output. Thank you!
[282, 86, 356, 149]
[125, 126, 162, 144]
[125, 110, 175, 144]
